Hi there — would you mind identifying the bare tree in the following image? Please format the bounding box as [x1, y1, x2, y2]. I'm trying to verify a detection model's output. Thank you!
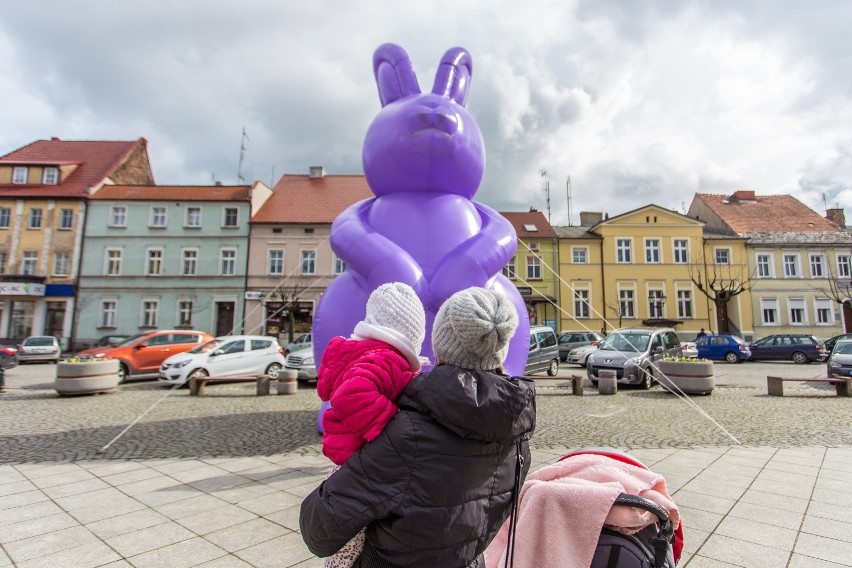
[807, 264, 852, 331]
[275, 283, 313, 343]
[687, 252, 754, 334]
[605, 293, 626, 330]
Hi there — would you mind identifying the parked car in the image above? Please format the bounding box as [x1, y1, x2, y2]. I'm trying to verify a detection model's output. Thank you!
[284, 332, 312, 355]
[680, 341, 698, 358]
[566, 344, 597, 367]
[826, 339, 852, 378]
[95, 335, 129, 348]
[16, 336, 61, 364]
[557, 331, 603, 362]
[818, 333, 852, 361]
[747, 334, 821, 364]
[526, 325, 560, 376]
[286, 346, 318, 383]
[158, 335, 285, 386]
[0, 345, 18, 369]
[76, 330, 214, 382]
[586, 328, 682, 389]
[694, 334, 751, 363]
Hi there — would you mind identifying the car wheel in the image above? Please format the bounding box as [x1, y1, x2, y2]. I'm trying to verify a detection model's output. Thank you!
[725, 351, 740, 364]
[590, 378, 598, 386]
[265, 363, 282, 379]
[547, 359, 559, 376]
[791, 351, 809, 364]
[640, 368, 653, 389]
[117, 363, 129, 384]
[189, 368, 209, 379]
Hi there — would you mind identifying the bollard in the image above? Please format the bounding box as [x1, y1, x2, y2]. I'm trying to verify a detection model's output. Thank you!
[598, 369, 617, 395]
[256, 375, 270, 396]
[0, 367, 5, 393]
[278, 368, 298, 395]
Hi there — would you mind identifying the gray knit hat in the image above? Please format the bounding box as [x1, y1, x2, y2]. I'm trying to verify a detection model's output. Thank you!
[432, 287, 519, 370]
[364, 282, 426, 354]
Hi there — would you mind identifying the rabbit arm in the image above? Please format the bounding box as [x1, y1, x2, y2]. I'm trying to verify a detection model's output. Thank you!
[331, 200, 427, 294]
[426, 203, 518, 311]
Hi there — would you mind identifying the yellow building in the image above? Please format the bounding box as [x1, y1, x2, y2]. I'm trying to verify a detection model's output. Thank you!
[556, 205, 753, 339]
[500, 210, 560, 330]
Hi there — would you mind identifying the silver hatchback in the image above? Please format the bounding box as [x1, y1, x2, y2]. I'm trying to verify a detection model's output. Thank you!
[17, 336, 61, 364]
[586, 328, 682, 389]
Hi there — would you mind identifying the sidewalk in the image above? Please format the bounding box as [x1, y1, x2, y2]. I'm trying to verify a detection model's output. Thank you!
[2, 444, 852, 567]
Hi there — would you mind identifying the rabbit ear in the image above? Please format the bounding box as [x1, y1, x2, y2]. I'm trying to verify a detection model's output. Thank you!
[373, 43, 421, 107]
[431, 47, 473, 106]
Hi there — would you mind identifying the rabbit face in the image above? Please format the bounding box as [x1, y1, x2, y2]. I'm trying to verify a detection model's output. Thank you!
[363, 44, 485, 199]
[363, 92, 485, 198]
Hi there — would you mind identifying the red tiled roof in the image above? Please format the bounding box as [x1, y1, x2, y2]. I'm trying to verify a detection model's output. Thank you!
[696, 193, 841, 234]
[93, 185, 251, 201]
[500, 210, 558, 238]
[252, 174, 374, 223]
[0, 138, 144, 198]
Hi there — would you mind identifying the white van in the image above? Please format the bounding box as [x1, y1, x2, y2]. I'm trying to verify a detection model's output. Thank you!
[525, 326, 560, 376]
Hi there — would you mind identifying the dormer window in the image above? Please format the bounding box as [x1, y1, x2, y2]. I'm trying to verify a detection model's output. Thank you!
[42, 167, 59, 185]
[523, 224, 539, 232]
[12, 167, 27, 184]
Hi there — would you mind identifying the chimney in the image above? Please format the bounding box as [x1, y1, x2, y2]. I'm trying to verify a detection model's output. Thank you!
[731, 190, 756, 201]
[826, 208, 847, 228]
[579, 211, 604, 226]
[51, 136, 60, 141]
[308, 166, 326, 179]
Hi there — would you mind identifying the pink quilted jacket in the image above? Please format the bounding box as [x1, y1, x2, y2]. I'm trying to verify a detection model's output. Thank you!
[317, 336, 419, 465]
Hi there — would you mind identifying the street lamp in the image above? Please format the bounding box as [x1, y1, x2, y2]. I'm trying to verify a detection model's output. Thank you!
[648, 291, 667, 318]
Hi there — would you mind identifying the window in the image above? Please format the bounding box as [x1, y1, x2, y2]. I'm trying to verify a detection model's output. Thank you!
[0, 208, 10, 229]
[141, 300, 159, 327]
[223, 207, 239, 227]
[298, 250, 315, 275]
[572, 247, 587, 264]
[815, 298, 834, 325]
[808, 254, 825, 277]
[220, 248, 236, 275]
[12, 166, 28, 184]
[181, 249, 198, 276]
[761, 298, 779, 325]
[673, 239, 688, 264]
[59, 209, 73, 230]
[528, 241, 539, 252]
[616, 239, 632, 263]
[42, 167, 59, 185]
[146, 248, 163, 276]
[268, 250, 283, 275]
[178, 300, 193, 327]
[53, 252, 69, 276]
[100, 301, 117, 328]
[645, 239, 661, 263]
[20, 251, 37, 275]
[788, 298, 806, 325]
[111, 206, 127, 227]
[150, 206, 167, 228]
[185, 207, 202, 227]
[28, 209, 42, 229]
[334, 255, 346, 274]
[756, 253, 773, 278]
[573, 289, 590, 319]
[105, 249, 122, 275]
[677, 289, 693, 318]
[0, 251, 6, 275]
[783, 254, 800, 277]
[502, 257, 516, 279]
[715, 248, 730, 265]
[648, 290, 665, 318]
[619, 289, 635, 318]
[837, 254, 851, 278]
[526, 255, 541, 279]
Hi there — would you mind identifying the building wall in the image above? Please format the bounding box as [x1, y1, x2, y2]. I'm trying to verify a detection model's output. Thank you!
[557, 235, 603, 334]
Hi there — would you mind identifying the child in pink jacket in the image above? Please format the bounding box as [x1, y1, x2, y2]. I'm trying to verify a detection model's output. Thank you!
[316, 282, 426, 568]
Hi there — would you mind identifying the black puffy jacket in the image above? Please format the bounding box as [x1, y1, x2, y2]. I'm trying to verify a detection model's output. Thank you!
[300, 364, 536, 567]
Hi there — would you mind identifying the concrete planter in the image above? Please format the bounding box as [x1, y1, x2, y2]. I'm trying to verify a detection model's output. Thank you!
[598, 369, 618, 395]
[277, 368, 298, 395]
[54, 359, 120, 396]
[658, 360, 715, 395]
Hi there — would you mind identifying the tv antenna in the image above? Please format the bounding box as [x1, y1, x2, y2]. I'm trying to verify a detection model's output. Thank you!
[540, 169, 551, 223]
[566, 175, 573, 226]
[237, 127, 250, 183]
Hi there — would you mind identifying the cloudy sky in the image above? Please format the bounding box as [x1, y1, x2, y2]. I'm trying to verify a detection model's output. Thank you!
[3, 0, 852, 225]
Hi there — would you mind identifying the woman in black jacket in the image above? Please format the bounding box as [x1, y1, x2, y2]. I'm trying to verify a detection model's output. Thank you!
[301, 287, 536, 567]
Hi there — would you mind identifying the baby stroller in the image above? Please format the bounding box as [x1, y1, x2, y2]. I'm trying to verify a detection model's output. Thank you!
[485, 447, 683, 567]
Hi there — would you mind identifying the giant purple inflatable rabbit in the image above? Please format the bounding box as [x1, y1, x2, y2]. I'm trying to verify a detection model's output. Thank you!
[312, 43, 530, 377]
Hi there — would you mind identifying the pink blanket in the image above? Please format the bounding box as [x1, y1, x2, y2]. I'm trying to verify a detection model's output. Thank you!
[484, 453, 680, 568]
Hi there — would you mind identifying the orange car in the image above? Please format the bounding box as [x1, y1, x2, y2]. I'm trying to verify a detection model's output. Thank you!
[76, 329, 213, 382]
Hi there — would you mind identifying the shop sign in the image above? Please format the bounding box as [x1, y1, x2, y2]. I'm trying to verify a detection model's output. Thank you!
[0, 282, 46, 296]
[244, 290, 264, 300]
[517, 286, 532, 296]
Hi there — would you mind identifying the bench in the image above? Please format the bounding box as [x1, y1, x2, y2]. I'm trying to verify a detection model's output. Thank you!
[190, 375, 270, 396]
[527, 374, 585, 395]
[766, 376, 851, 397]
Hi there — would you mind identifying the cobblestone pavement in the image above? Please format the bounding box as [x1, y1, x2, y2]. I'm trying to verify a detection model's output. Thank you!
[1, 360, 850, 463]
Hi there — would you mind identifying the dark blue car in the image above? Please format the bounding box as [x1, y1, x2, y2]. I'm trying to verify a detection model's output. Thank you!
[694, 335, 751, 363]
[748, 334, 821, 364]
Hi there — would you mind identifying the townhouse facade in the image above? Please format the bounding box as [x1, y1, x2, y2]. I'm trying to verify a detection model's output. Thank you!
[0, 138, 154, 347]
[689, 191, 852, 340]
[75, 183, 270, 347]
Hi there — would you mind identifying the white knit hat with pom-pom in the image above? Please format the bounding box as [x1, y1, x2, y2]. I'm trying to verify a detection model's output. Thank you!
[363, 282, 426, 355]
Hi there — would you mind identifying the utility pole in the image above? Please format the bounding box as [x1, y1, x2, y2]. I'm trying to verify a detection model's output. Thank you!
[540, 169, 551, 223]
[566, 175, 573, 226]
